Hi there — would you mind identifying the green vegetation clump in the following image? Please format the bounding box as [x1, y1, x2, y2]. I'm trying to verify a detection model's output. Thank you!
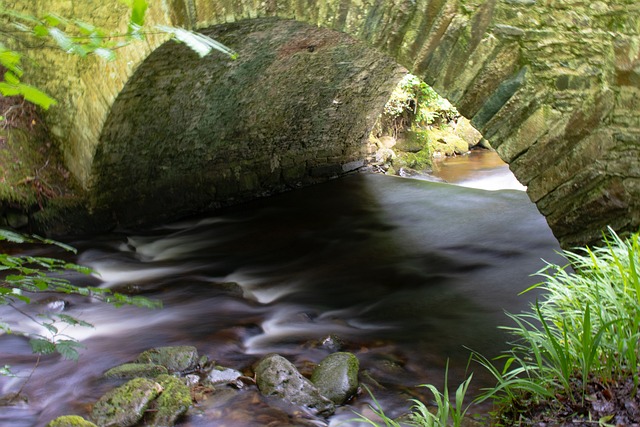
[476, 228, 640, 425]
[380, 74, 458, 139]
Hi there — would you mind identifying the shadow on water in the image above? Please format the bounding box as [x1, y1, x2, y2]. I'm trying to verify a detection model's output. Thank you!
[0, 173, 564, 426]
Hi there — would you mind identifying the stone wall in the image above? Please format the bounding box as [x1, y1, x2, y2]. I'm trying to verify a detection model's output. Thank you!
[10, 0, 640, 247]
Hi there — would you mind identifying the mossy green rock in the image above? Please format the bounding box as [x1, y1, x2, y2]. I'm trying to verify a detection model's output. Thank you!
[91, 378, 163, 427]
[311, 352, 359, 405]
[146, 375, 192, 427]
[255, 354, 335, 415]
[135, 346, 199, 373]
[103, 363, 168, 379]
[47, 415, 98, 427]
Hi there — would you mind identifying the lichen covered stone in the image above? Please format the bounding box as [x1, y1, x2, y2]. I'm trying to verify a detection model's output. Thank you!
[135, 346, 199, 373]
[103, 363, 168, 379]
[255, 354, 335, 415]
[145, 374, 192, 427]
[91, 378, 163, 427]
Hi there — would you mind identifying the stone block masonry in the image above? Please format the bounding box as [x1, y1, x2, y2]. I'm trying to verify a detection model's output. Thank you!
[11, 0, 640, 247]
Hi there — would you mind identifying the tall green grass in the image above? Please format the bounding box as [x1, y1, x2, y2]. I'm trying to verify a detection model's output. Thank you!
[475, 228, 640, 407]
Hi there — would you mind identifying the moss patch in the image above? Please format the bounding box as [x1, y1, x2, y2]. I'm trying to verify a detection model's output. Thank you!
[46, 415, 98, 427]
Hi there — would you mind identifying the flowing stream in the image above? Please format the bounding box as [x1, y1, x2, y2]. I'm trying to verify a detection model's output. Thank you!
[0, 156, 564, 426]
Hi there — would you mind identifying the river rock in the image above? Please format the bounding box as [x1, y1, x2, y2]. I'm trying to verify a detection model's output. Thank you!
[47, 415, 98, 427]
[104, 363, 168, 379]
[208, 366, 243, 386]
[91, 378, 163, 427]
[146, 374, 192, 427]
[255, 354, 335, 416]
[311, 352, 359, 404]
[135, 346, 199, 373]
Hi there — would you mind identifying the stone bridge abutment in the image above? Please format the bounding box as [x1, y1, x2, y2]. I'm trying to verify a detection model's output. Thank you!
[15, 0, 640, 247]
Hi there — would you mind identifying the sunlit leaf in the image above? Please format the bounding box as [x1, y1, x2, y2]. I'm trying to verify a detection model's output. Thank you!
[130, 0, 148, 27]
[0, 46, 22, 75]
[42, 13, 68, 27]
[48, 27, 74, 53]
[156, 25, 237, 59]
[0, 229, 30, 243]
[0, 81, 58, 110]
[94, 47, 116, 62]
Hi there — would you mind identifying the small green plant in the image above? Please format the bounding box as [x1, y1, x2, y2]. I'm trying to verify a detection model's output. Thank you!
[351, 363, 473, 427]
[349, 385, 405, 426]
[1, 228, 160, 378]
[379, 74, 459, 138]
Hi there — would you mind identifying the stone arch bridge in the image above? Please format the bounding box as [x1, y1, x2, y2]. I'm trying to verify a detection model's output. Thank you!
[19, 0, 640, 247]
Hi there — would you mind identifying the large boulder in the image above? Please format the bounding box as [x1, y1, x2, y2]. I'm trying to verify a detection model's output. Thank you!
[255, 354, 335, 416]
[311, 352, 359, 404]
[91, 378, 163, 427]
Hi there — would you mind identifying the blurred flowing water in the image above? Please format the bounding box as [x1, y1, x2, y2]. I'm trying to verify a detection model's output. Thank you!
[0, 172, 564, 426]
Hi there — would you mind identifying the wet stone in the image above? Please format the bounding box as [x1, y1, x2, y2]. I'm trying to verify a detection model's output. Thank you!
[208, 366, 243, 386]
[135, 346, 199, 373]
[146, 374, 192, 427]
[255, 354, 335, 416]
[103, 363, 168, 379]
[91, 378, 163, 427]
[311, 352, 359, 405]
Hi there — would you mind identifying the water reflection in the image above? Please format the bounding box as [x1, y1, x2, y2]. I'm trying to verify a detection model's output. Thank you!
[432, 149, 527, 191]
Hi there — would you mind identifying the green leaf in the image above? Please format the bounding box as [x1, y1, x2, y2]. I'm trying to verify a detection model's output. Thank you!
[32, 24, 49, 37]
[0, 81, 58, 110]
[55, 340, 84, 361]
[30, 338, 57, 355]
[156, 25, 237, 59]
[57, 314, 94, 328]
[130, 0, 148, 27]
[0, 229, 30, 243]
[0, 47, 22, 75]
[48, 27, 74, 53]
[41, 322, 59, 335]
[42, 13, 68, 27]
[74, 20, 97, 35]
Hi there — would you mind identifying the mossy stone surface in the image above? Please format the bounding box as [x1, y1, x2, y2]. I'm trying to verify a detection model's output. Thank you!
[103, 363, 169, 379]
[91, 378, 163, 427]
[146, 374, 192, 427]
[135, 346, 199, 373]
[46, 415, 98, 427]
[255, 354, 335, 415]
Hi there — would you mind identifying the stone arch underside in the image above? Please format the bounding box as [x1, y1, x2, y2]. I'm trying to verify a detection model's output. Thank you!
[32, 0, 639, 247]
[92, 19, 405, 225]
